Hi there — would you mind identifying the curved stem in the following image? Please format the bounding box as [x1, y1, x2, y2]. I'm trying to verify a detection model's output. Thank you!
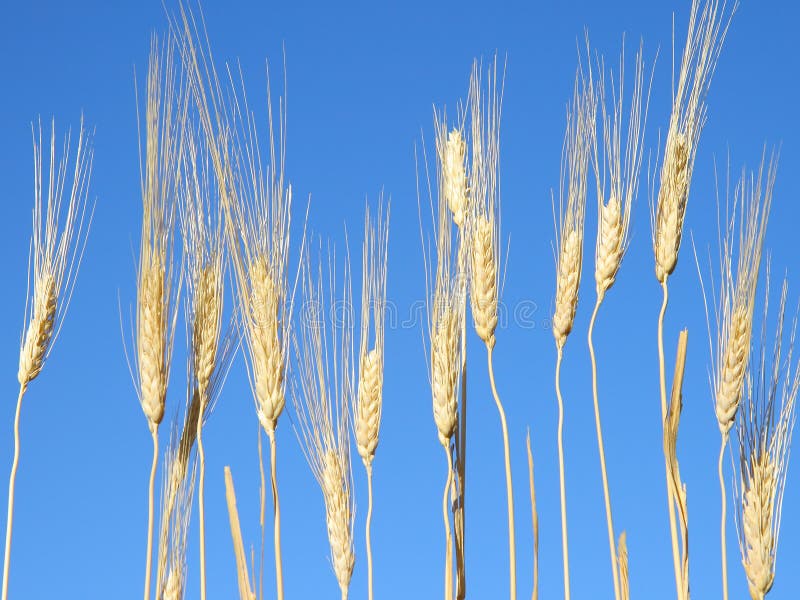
[588, 297, 620, 600]
[657, 278, 682, 595]
[267, 429, 284, 600]
[555, 346, 570, 600]
[197, 393, 208, 600]
[487, 344, 517, 600]
[144, 425, 159, 600]
[2, 384, 26, 600]
[442, 444, 454, 600]
[719, 435, 728, 600]
[365, 462, 374, 600]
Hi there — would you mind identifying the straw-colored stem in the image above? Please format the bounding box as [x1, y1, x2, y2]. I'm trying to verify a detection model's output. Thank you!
[587, 297, 620, 600]
[526, 432, 538, 600]
[487, 344, 516, 600]
[657, 278, 682, 595]
[144, 426, 159, 600]
[1, 385, 26, 600]
[555, 346, 570, 600]
[455, 314, 467, 600]
[267, 429, 284, 600]
[365, 462, 374, 600]
[718, 435, 728, 600]
[258, 428, 266, 600]
[197, 391, 208, 600]
[442, 445, 454, 600]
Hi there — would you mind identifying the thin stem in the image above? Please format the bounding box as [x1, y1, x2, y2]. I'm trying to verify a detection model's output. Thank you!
[718, 434, 728, 600]
[588, 297, 620, 600]
[526, 432, 538, 600]
[144, 425, 159, 600]
[455, 311, 467, 600]
[442, 444, 454, 600]
[657, 278, 682, 595]
[555, 346, 570, 600]
[267, 429, 284, 600]
[365, 462, 374, 600]
[1, 384, 26, 600]
[258, 427, 266, 600]
[197, 392, 208, 600]
[487, 344, 517, 600]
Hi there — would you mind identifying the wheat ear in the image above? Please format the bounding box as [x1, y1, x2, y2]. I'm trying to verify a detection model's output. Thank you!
[651, 3, 736, 593]
[735, 276, 799, 600]
[179, 122, 226, 600]
[695, 154, 775, 600]
[436, 114, 470, 600]
[551, 60, 594, 600]
[588, 42, 649, 600]
[468, 58, 518, 600]
[2, 118, 93, 600]
[295, 248, 356, 599]
[353, 197, 390, 600]
[129, 34, 185, 600]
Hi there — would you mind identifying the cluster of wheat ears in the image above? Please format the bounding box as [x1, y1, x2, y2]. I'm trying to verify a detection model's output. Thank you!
[2, 1, 799, 599]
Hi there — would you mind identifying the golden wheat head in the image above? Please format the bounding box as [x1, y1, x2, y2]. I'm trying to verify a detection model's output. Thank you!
[736, 275, 799, 600]
[18, 119, 94, 386]
[653, 0, 736, 283]
[355, 198, 390, 467]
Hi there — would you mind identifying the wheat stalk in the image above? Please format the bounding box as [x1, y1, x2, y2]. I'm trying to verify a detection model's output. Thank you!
[588, 41, 650, 600]
[734, 276, 799, 600]
[352, 197, 390, 600]
[435, 114, 470, 599]
[467, 57, 519, 600]
[224, 467, 257, 600]
[294, 248, 356, 600]
[179, 122, 227, 600]
[695, 153, 775, 600]
[2, 118, 93, 600]
[651, 3, 736, 593]
[551, 59, 594, 600]
[129, 35, 186, 600]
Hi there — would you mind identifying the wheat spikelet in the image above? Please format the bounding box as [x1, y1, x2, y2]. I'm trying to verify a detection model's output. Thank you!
[592, 43, 648, 297]
[735, 275, 799, 600]
[18, 274, 56, 385]
[356, 348, 382, 462]
[716, 307, 748, 433]
[18, 119, 94, 385]
[138, 261, 169, 427]
[355, 199, 390, 467]
[294, 247, 356, 597]
[432, 305, 460, 447]
[322, 450, 356, 593]
[444, 129, 468, 227]
[471, 215, 498, 347]
[553, 66, 593, 350]
[708, 155, 776, 436]
[553, 228, 582, 348]
[653, 0, 736, 283]
[248, 257, 285, 434]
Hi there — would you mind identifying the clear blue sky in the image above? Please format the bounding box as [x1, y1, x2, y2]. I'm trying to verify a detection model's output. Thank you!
[1, 1, 799, 598]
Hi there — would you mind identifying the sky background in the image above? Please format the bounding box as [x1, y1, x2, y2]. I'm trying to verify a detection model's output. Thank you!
[1, 1, 799, 599]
